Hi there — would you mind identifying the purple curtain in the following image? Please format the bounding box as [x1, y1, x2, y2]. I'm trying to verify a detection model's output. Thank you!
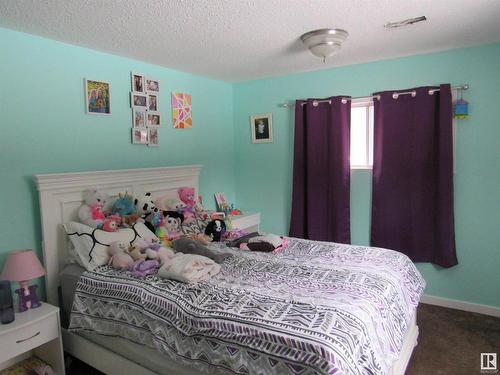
[371, 84, 457, 267]
[289, 97, 351, 243]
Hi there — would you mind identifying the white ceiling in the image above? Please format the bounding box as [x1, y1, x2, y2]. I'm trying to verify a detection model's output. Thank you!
[2, 0, 500, 82]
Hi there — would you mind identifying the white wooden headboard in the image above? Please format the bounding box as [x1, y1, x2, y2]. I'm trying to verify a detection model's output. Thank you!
[34, 165, 202, 307]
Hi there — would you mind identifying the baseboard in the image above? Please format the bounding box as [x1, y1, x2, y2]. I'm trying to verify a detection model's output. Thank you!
[421, 294, 500, 318]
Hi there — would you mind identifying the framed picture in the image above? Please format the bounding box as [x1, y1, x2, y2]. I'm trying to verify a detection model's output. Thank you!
[146, 78, 160, 93]
[132, 109, 146, 128]
[172, 92, 193, 129]
[146, 112, 161, 126]
[147, 93, 159, 111]
[131, 92, 147, 109]
[85, 79, 111, 115]
[250, 113, 273, 143]
[131, 72, 145, 93]
[132, 127, 148, 145]
[148, 126, 160, 147]
[214, 192, 228, 211]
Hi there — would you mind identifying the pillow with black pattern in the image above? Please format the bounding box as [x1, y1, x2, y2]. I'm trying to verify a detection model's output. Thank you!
[63, 221, 158, 271]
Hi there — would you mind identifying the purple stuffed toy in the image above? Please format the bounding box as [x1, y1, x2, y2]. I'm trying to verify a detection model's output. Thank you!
[129, 259, 159, 278]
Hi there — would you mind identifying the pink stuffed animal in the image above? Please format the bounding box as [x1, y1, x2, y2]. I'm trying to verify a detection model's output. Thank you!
[177, 187, 196, 223]
[103, 214, 121, 232]
[108, 242, 134, 269]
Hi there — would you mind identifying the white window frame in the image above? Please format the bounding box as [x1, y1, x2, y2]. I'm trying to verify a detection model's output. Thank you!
[350, 98, 374, 170]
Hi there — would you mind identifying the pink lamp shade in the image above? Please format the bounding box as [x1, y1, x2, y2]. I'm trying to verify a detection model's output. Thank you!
[1, 250, 45, 282]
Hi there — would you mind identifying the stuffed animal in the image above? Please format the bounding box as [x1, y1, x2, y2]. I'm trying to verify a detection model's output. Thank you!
[111, 192, 135, 216]
[177, 187, 197, 223]
[102, 214, 121, 232]
[158, 211, 184, 243]
[205, 219, 226, 242]
[145, 210, 164, 235]
[128, 259, 159, 278]
[134, 192, 160, 233]
[78, 189, 109, 228]
[108, 242, 134, 269]
[134, 239, 174, 265]
[134, 192, 156, 219]
[111, 192, 139, 227]
[128, 244, 148, 262]
[172, 238, 232, 264]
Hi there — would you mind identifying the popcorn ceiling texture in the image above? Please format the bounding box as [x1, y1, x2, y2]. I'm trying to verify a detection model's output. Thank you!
[1, 0, 500, 81]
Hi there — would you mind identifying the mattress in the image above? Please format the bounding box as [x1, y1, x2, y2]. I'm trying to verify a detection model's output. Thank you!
[68, 238, 425, 374]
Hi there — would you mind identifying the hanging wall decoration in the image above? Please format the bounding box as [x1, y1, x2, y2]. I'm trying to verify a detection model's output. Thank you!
[85, 79, 111, 115]
[130, 72, 160, 146]
[172, 92, 192, 129]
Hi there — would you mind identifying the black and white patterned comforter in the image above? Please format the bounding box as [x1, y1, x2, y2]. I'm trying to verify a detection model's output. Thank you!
[69, 238, 425, 375]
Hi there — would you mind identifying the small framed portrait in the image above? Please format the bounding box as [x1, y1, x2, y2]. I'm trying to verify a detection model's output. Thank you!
[146, 78, 160, 93]
[85, 79, 111, 115]
[147, 93, 159, 111]
[250, 113, 273, 143]
[132, 127, 148, 145]
[132, 109, 146, 128]
[131, 72, 145, 93]
[214, 192, 228, 211]
[131, 92, 147, 109]
[147, 112, 161, 126]
[148, 126, 160, 147]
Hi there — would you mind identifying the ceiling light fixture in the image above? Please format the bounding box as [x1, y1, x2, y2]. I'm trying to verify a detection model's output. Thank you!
[384, 16, 427, 28]
[300, 28, 349, 63]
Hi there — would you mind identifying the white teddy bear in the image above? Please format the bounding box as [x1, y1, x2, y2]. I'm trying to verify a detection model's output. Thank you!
[78, 189, 109, 228]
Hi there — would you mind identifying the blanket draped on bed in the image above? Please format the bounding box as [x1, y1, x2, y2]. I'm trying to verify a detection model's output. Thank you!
[69, 238, 425, 375]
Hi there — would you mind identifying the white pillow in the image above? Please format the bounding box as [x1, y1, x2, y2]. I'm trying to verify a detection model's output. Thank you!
[63, 221, 158, 270]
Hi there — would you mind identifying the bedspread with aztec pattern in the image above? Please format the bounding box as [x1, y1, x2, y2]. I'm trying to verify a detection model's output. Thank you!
[69, 238, 425, 375]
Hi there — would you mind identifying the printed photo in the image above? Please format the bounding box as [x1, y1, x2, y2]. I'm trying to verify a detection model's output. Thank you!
[147, 112, 161, 126]
[131, 92, 147, 108]
[146, 78, 160, 93]
[133, 109, 146, 127]
[214, 192, 228, 211]
[148, 126, 159, 147]
[148, 93, 159, 111]
[250, 113, 273, 143]
[131, 73, 145, 93]
[85, 79, 111, 115]
[132, 127, 148, 144]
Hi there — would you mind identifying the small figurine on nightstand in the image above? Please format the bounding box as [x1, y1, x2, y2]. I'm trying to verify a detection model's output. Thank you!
[1, 249, 46, 312]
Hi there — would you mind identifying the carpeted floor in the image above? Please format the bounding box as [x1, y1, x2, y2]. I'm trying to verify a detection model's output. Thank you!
[407, 303, 500, 375]
[66, 303, 500, 374]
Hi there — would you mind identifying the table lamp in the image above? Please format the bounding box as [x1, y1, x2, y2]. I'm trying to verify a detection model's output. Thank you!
[1, 249, 45, 312]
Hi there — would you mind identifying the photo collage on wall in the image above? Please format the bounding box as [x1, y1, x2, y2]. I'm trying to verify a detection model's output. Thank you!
[130, 73, 160, 146]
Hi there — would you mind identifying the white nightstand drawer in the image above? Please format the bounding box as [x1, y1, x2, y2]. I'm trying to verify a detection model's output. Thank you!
[0, 312, 58, 363]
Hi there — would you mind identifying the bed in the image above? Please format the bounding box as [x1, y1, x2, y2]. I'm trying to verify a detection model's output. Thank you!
[35, 165, 424, 375]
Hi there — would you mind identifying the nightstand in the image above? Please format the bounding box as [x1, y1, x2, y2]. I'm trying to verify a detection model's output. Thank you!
[0, 303, 65, 374]
[229, 212, 261, 232]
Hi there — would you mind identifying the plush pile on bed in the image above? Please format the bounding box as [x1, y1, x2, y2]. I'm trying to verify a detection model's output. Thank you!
[69, 238, 425, 375]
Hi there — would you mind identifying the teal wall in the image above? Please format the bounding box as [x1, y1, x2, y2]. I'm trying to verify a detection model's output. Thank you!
[0, 28, 235, 294]
[233, 44, 500, 307]
[1, 27, 499, 308]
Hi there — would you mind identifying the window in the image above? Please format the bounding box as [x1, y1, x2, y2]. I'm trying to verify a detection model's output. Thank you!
[350, 100, 374, 169]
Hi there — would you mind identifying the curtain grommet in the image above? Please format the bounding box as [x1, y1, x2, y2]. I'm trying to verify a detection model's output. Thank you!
[411, 91, 416, 97]
[312, 100, 319, 107]
[392, 93, 399, 99]
[341, 99, 347, 104]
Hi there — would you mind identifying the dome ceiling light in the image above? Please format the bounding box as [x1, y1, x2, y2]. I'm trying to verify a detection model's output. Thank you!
[300, 28, 349, 63]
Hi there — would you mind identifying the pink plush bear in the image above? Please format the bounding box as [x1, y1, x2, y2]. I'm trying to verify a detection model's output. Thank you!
[103, 214, 122, 232]
[177, 187, 196, 223]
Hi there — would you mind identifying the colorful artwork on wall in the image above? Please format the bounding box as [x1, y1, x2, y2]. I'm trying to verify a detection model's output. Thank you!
[172, 92, 192, 129]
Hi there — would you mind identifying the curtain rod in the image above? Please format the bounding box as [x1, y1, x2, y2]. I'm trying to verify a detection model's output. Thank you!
[279, 84, 469, 108]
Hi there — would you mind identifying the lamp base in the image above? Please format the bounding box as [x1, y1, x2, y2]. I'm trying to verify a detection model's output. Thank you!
[15, 281, 41, 312]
